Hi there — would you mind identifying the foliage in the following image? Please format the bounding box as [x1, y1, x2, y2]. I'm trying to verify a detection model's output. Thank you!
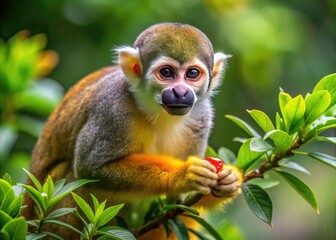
[0, 174, 27, 240]
[19, 169, 96, 239]
[221, 74, 335, 225]
[71, 193, 134, 240]
[0, 31, 62, 180]
[17, 169, 136, 240]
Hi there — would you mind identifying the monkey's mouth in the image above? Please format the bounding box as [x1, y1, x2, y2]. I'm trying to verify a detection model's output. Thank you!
[161, 104, 192, 116]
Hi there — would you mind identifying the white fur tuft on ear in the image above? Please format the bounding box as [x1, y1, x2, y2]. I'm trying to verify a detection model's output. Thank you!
[209, 52, 231, 92]
[115, 46, 143, 81]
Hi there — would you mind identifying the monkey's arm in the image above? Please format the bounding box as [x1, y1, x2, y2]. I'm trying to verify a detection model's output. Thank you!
[75, 153, 218, 198]
[74, 113, 218, 198]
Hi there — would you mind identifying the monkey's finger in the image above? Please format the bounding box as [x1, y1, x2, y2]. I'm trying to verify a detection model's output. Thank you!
[188, 165, 218, 181]
[218, 172, 241, 185]
[187, 156, 217, 173]
[217, 168, 232, 180]
[212, 184, 241, 197]
[187, 178, 213, 194]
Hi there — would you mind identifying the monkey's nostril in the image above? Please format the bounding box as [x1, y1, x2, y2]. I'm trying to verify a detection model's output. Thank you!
[172, 85, 188, 99]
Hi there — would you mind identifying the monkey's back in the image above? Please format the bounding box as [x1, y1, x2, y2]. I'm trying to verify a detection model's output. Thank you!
[28, 66, 125, 183]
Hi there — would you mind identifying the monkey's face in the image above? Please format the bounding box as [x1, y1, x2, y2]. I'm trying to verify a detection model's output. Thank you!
[147, 56, 210, 116]
[117, 23, 228, 117]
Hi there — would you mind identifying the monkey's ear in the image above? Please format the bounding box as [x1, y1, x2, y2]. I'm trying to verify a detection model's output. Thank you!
[117, 46, 143, 81]
[209, 52, 230, 92]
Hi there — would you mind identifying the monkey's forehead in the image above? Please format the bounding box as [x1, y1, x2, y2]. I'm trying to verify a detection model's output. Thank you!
[134, 23, 214, 69]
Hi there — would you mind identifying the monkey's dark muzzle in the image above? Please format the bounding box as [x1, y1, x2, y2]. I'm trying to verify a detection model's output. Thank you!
[161, 86, 195, 116]
[161, 104, 192, 116]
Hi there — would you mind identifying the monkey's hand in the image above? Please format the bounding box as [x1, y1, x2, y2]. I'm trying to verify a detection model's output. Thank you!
[211, 165, 243, 198]
[174, 156, 218, 195]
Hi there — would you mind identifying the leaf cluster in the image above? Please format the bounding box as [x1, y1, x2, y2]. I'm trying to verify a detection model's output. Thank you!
[71, 193, 134, 240]
[0, 174, 27, 240]
[135, 197, 223, 239]
[17, 169, 135, 240]
[222, 73, 336, 225]
[20, 169, 97, 239]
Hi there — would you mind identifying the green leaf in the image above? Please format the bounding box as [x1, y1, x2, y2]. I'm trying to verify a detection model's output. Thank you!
[307, 152, 336, 168]
[249, 178, 280, 189]
[0, 211, 12, 229]
[316, 136, 336, 144]
[233, 137, 248, 143]
[163, 204, 199, 216]
[26, 220, 39, 228]
[279, 92, 292, 116]
[182, 214, 222, 240]
[43, 231, 64, 240]
[53, 179, 97, 198]
[26, 233, 48, 240]
[7, 195, 23, 217]
[45, 208, 76, 220]
[248, 109, 275, 133]
[53, 179, 66, 195]
[313, 73, 336, 108]
[304, 90, 331, 125]
[275, 112, 286, 131]
[91, 194, 100, 212]
[264, 130, 292, 153]
[274, 169, 319, 212]
[44, 219, 86, 238]
[1, 217, 27, 240]
[225, 114, 261, 138]
[42, 176, 55, 201]
[167, 218, 189, 240]
[250, 138, 274, 152]
[283, 95, 306, 134]
[217, 146, 237, 164]
[18, 184, 44, 213]
[241, 183, 273, 225]
[237, 139, 265, 171]
[49, 179, 97, 210]
[22, 168, 42, 192]
[97, 226, 136, 240]
[144, 200, 161, 223]
[279, 161, 310, 174]
[205, 146, 219, 158]
[71, 192, 95, 223]
[95, 200, 107, 223]
[187, 228, 209, 240]
[2, 174, 13, 185]
[97, 204, 124, 228]
[0, 232, 9, 240]
[306, 116, 336, 138]
[0, 179, 15, 211]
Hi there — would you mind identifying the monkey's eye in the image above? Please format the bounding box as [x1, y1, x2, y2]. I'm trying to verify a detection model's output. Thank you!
[159, 67, 175, 79]
[186, 68, 200, 79]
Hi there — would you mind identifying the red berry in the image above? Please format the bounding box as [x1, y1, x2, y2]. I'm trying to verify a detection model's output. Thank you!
[205, 157, 224, 173]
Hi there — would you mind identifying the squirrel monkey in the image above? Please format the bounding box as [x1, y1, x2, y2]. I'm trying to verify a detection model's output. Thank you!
[23, 23, 243, 239]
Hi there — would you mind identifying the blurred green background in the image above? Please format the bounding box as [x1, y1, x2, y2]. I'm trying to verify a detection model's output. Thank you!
[0, 0, 335, 239]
